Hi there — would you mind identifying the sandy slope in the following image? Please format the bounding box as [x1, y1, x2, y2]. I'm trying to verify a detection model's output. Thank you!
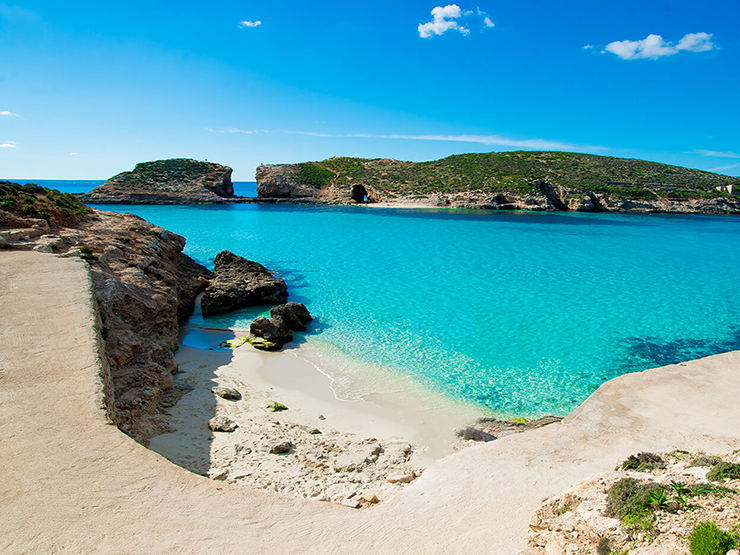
[1, 250, 740, 554]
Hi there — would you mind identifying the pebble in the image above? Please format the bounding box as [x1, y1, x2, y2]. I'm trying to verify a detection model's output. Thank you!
[387, 473, 414, 484]
[212, 386, 242, 401]
[208, 416, 238, 432]
[341, 498, 361, 509]
[266, 400, 288, 412]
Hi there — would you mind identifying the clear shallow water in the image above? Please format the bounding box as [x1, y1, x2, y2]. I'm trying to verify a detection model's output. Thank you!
[85, 202, 740, 418]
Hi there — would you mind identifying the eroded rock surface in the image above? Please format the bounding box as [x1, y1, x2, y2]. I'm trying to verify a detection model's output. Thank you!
[83, 158, 235, 204]
[200, 250, 288, 316]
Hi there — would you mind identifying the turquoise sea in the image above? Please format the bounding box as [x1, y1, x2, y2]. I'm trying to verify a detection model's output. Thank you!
[13, 179, 740, 417]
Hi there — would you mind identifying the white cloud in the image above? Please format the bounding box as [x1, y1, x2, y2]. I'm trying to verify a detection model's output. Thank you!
[676, 32, 714, 52]
[483, 16, 494, 28]
[605, 32, 716, 60]
[693, 149, 740, 158]
[1, 110, 19, 117]
[583, 44, 593, 50]
[221, 128, 257, 134]
[418, 5, 469, 38]
[1, 141, 17, 148]
[70, 152, 78, 155]
[238, 20, 261, 28]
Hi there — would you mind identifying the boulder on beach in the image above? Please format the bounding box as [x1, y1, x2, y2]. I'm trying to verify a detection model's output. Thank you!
[248, 302, 313, 351]
[270, 302, 313, 331]
[200, 250, 288, 316]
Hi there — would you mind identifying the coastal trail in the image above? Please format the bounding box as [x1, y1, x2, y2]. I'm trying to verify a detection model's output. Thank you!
[2, 250, 740, 554]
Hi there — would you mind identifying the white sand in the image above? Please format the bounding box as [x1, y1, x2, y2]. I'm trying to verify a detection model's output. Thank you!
[148, 327, 484, 502]
[3, 249, 740, 554]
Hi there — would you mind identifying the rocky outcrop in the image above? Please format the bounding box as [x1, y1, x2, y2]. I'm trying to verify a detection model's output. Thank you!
[456, 415, 563, 442]
[247, 302, 313, 350]
[200, 251, 288, 316]
[83, 159, 235, 204]
[1, 184, 214, 443]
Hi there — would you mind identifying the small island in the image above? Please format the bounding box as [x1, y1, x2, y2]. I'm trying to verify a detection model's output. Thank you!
[82, 158, 236, 204]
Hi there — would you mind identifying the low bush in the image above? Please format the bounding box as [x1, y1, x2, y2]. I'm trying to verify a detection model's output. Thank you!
[620, 452, 665, 472]
[689, 522, 737, 555]
[605, 478, 667, 520]
[707, 462, 740, 482]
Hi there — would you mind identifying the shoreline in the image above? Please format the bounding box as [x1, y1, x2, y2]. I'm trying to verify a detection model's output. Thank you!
[149, 326, 486, 502]
[4, 249, 740, 554]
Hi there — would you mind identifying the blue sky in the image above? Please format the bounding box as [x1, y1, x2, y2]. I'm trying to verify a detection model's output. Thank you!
[1, 0, 738, 180]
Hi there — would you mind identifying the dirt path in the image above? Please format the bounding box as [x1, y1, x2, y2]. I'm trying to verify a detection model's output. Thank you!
[2, 250, 740, 554]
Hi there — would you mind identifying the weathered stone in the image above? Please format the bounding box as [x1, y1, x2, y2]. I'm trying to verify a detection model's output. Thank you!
[261, 441, 292, 454]
[208, 416, 238, 432]
[386, 473, 414, 484]
[234, 444, 252, 456]
[250, 317, 293, 345]
[209, 469, 229, 481]
[341, 498, 361, 509]
[265, 400, 288, 412]
[212, 386, 242, 401]
[269, 302, 313, 331]
[201, 251, 288, 316]
[246, 336, 281, 351]
[456, 426, 497, 442]
[82, 158, 234, 204]
[299, 425, 322, 435]
[360, 492, 379, 504]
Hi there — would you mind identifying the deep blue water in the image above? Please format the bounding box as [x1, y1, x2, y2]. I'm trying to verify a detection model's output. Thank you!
[78, 200, 740, 418]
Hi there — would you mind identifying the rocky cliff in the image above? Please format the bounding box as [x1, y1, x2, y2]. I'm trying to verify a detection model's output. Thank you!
[83, 158, 235, 204]
[1, 182, 213, 442]
[255, 152, 740, 214]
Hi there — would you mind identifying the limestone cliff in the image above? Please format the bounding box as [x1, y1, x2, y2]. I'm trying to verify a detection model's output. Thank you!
[254, 152, 740, 214]
[1, 182, 213, 442]
[83, 158, 235, 204]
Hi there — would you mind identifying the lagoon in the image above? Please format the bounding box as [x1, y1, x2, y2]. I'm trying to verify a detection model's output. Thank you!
[85, 200, 740, 418]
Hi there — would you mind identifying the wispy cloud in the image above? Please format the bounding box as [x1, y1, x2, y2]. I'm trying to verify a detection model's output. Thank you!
[281, 130, 604, 152]
[708, 162, 740, 173]
[70, 152, 79, 156]
[238, 20, 261, 28]
[1, 141, 17, 148]
[604, 32, 715, 60]
[221, 127, 258, 134]
[693, 149, 740, 159]
[1, 110, 20, 117]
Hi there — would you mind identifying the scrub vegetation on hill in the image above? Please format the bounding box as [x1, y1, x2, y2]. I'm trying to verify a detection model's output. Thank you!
[0, 181, 92, 226]
[294, 151, 738, 201]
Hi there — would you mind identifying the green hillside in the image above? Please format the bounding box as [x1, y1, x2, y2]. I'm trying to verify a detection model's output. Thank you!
[294, 151, 738, 200]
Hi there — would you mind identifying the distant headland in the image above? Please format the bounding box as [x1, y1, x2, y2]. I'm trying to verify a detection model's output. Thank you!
[83, 152, 740, 214]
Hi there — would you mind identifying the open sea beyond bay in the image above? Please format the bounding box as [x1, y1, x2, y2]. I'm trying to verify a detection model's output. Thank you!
[23, 180, 740, 418]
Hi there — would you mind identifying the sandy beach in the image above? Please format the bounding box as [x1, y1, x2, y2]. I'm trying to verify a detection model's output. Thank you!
[149, 326, 485, 504]
[3, 249, 740, 554]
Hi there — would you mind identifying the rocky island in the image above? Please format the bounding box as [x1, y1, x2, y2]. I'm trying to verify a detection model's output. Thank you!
[82, 158, 237, 204]
[256, 151, 740, 214]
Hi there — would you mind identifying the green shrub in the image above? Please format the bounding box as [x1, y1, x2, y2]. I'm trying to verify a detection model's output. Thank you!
[620, 452, 665, 472]
[78, 245, 93, 255]
[689, 522, 737, 555]
[707, 462, 740, 482]
[605, 478, 667, 520]
[297, 163, 334, 188]
[691, 455, 723, 468]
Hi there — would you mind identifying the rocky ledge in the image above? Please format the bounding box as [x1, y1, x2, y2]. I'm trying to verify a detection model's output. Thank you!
[1, 181, 214, 442]
[82, 158, 237, 204]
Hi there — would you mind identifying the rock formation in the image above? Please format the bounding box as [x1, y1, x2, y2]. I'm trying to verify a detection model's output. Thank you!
[247, 302, 313, 350]
[1, 182, 214, 443]
[200, 250, 288, 316]
[83, 158, 236, 204]
[254, 152, 740, 214]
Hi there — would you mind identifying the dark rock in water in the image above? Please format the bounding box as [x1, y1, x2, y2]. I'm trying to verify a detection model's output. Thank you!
[250, 316, 293, 345]
[201, 250, 288, 316]
[270, 302, 313, 331]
